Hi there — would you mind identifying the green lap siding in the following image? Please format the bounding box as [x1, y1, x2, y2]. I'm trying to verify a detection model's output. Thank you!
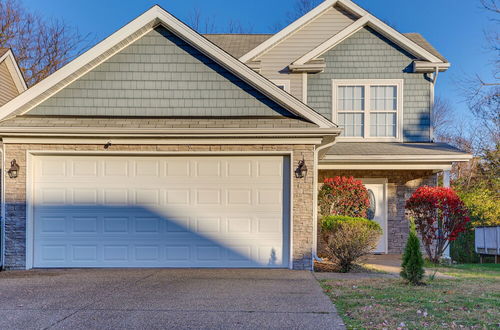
[28, 26, 294, 118]
[307, 27, 432, 142]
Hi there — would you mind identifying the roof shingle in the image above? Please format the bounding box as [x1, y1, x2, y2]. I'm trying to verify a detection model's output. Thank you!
[203, 34, 272, 58]
[326, 142, 467, 157]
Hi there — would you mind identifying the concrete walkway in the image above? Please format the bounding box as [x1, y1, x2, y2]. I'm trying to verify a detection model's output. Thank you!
[0, 269, 345, 330]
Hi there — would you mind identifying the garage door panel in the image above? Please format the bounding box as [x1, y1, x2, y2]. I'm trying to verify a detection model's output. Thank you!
[33, 155, 289, 268]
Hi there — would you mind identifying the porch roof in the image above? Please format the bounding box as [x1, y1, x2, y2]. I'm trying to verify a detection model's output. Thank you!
[320, 143, 472, 171]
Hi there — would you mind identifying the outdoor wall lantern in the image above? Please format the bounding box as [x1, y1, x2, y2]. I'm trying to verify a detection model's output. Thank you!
[8, 159, 20, 179]
[295, 157, 308, 179]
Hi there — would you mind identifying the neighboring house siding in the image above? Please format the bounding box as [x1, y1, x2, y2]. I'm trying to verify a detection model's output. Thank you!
[256, 6, 356, 101]
[0, 61, 19, 106]
[28, 26, 295, 117]
[307, 27, 432, 142]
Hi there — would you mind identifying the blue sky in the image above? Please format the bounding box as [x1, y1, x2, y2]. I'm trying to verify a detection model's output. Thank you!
[22, 0, 495, 119]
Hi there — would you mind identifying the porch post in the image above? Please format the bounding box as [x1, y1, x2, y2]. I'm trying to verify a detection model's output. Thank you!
[442, 170, 451, 259]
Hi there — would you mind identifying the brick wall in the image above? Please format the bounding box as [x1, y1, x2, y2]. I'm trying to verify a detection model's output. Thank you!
[318, 170, 437, 254]
[3, 143, 315, 270]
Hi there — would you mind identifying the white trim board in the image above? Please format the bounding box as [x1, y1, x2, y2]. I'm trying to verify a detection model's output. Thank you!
[2, 137, 324, 145]
[323, 155, 473, 162]
[0, 49, 27, 93]
[0, 6, 335, 129]
[319, 162, 453, 171]
[0, 127, 341, 138]
[332, 79, 404, 142]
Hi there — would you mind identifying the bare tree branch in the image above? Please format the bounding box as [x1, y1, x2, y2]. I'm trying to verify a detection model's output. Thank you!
[0, 0, 90, 86]
[431, 96, 453, 139]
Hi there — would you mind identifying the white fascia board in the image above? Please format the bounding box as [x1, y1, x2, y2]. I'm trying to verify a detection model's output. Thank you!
[319, 162, 453, 171]
[239, 0, 368, 63]
[322, 154, 473, 162]
[413, 61, 451, 73]
[0, 126, 342, 136]
[293, 14, 443, 66]
[0, 50, 27, 92]
[0, 6, 335, 129]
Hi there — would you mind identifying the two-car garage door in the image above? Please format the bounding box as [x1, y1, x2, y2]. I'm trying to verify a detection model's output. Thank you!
[32, 155, 290, 268]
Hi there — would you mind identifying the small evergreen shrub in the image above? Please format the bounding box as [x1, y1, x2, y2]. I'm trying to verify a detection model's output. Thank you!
[400, 223, 425, 285]
[321, 215, 382, 273]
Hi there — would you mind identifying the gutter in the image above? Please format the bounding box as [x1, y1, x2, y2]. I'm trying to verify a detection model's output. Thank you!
[322, 155, 473, 162]
[0, 127, 342, 138]
[311, 135, 338, 270]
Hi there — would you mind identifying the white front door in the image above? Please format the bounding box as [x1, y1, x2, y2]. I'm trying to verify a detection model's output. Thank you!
[31, 155, 290, 268]
[363, 181, 387, 254]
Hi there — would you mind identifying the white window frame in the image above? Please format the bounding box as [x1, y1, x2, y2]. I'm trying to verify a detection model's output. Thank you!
[271, 79, 291, 93]
[332, 79, 404, 142]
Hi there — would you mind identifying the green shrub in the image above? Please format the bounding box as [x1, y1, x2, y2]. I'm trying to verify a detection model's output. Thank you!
[450, 223, 480, 264]
[400, 224, 425, 285]
[318, 176, 370, 218]
[321, 215, 382, 273]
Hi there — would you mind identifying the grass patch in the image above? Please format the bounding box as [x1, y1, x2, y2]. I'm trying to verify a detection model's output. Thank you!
[426, 262, 500, 279]
[320, 264, 500, 329]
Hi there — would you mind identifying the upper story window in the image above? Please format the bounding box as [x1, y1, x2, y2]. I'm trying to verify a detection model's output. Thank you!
[333, 79, 403, 141]
[271, 79, 291, 93]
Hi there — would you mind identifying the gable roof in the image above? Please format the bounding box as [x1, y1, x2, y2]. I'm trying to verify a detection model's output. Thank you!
[292, 14, 445, 66]
[0, 48, 27, 94]
[240, 0, 446, 65]
[0, 6, 336, 129]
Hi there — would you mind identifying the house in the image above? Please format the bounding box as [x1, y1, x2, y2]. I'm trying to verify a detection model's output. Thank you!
[0, 48, 27, 106]
[0, 0, 471, 270]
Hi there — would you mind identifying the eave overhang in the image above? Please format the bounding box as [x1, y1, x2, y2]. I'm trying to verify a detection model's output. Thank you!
[289, 59, 326, 73]
[0, 127, 342, 138]
[319, 153, 472, 171]
[412, 61, 450, 73]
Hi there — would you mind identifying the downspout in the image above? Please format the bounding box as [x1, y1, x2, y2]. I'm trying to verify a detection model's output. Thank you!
[311, 136, 338, 270]
[429, 67, 440, 142]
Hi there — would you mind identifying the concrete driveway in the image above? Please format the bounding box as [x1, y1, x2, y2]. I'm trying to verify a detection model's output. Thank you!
[0, 269, 344, 329]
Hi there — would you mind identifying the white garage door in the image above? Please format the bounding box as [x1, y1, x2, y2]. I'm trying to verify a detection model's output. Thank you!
[32, 155, 290, 268]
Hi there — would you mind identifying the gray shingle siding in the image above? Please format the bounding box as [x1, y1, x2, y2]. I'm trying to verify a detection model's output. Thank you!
[307, 27, 432, 142]
[28, 26, 296, 118]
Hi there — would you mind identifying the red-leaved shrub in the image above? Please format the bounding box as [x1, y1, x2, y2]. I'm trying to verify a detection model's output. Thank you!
[405, 186, 470, 263]
[318, 176, 370, 218]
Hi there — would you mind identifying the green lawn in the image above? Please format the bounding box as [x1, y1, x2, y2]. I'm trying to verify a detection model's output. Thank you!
[320, 264, 500, 329]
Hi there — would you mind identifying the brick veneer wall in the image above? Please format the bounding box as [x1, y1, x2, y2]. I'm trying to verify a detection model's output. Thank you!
[318, 170, 437, 254]
[3, 143, 315, 270]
